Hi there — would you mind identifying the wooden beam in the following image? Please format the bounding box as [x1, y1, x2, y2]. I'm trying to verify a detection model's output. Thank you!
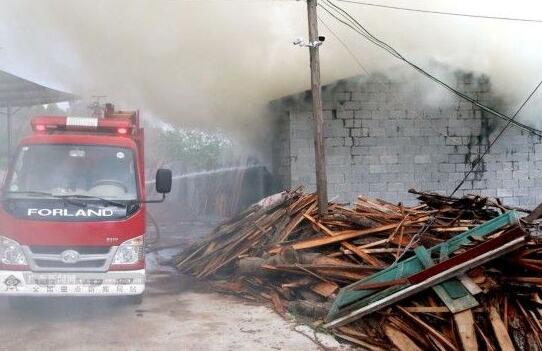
[488, 306, 515, 351]
[384, 325, 423, 351]
[398, 307, 458, 351]
[454, 309, 478, 351]
[524, 201, 542, 222]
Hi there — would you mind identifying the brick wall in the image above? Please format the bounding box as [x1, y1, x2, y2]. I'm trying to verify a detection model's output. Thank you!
[270, 72, 542, 208]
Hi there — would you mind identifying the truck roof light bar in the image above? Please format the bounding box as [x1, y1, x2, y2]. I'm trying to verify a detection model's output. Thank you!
[31, 116, 134, 136]
[66, 117, 99, 128]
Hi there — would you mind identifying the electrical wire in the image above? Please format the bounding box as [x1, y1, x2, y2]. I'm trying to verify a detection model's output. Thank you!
[450, 79, 542, 196]
[333, 0, 542, 23]
[317, 15, 370, 75]
[318, 0, 542, 137]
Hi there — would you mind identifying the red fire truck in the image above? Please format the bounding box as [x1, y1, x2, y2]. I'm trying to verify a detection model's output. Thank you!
[0, 104, 171, 303]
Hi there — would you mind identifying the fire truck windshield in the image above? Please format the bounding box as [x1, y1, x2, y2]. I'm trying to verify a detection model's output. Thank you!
[5, 144, 138, 201]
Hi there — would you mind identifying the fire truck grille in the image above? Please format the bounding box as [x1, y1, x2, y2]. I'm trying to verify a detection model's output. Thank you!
[34, 259, 107, 269]
[22, 246, 117, 272]
[29, 246, 112, 255]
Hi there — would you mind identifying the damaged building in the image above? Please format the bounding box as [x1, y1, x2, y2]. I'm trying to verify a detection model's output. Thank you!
[271, 70, 542, 208]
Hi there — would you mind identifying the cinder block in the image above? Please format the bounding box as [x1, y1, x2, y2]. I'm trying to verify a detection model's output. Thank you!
[342, 101, 363, 110]
[328, 173, 345, 184]
[367, 128, 385, 137]
[512, 170, 528, 180]
[497, 188, 513, 197]
[333, 92, 351, 102]
[351, 128, 370, 137]
[372, 110, 391, 119]
[390, 110, 406, 119]
[354, 110, 372, 119]
[369, 165, 386, 174]
[367, 155, 382, 165]
[387, 182, 404, 191]
[353, 137, 374, 146]
[325, 136, 343, 146]
[369, 183, 387, 192]
[344, 119, 355, 128]
[380, 155, 399, 164]
[414, 155, 431, 164]
[448, 154, 466, 164]
[514, 188, 530, 197]
[351, 92, 370, 101]
[337, 110, 354, 119]
[351, 146, 369, 156]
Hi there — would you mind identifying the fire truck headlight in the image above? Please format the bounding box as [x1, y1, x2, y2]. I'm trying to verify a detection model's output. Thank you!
[0, 236, 27, 266]
[112, 236, 144, 265]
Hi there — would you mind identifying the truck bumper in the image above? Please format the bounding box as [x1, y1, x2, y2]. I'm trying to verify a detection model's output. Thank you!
[0, 270, 145, 296]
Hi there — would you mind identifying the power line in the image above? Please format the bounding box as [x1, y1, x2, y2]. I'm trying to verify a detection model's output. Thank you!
[334, 0, 542, 23]
[317, 15, 370, 75]
[318, 0, 542, 137]
[450, 79, 542, 196]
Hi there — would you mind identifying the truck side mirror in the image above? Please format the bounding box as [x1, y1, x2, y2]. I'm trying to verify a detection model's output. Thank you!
[155, 169, 172, 194]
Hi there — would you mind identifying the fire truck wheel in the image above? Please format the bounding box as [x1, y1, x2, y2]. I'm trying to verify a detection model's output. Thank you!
[126, 294, 143, 305]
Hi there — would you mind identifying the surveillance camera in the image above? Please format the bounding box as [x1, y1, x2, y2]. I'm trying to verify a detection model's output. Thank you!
[293, 37, 304, 46]
[318, 36, 326, 42]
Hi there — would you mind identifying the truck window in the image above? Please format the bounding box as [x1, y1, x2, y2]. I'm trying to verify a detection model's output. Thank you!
[6, 144, 138, 201]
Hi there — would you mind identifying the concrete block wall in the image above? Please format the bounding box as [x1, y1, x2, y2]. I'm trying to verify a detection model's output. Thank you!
[271, 73, 542, 208]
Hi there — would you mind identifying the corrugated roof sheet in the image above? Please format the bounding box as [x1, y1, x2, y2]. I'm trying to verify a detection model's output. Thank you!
[0, 70, 78, 107]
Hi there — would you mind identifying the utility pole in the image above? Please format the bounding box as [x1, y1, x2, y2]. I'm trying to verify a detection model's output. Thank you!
[307, 0, 329, 215]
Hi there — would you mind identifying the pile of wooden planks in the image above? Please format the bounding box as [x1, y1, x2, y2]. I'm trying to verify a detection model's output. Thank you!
[176, 189, 542, 350]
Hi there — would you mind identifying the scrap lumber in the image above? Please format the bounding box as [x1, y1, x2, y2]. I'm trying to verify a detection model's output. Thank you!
[176, 188, 542, 350]
[453, 309, 478, 351]
[489, 306, 516, 351]
[383, 325, 423, 351]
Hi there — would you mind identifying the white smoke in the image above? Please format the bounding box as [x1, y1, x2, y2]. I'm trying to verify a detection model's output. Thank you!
[0, 0, 541, 133]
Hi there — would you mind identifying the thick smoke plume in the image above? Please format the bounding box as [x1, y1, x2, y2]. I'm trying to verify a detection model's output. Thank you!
[0, 0, 541, 138]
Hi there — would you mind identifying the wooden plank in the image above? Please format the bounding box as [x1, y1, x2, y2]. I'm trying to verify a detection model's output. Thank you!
[353, 278, 409, 291]
[275, 202, 316, 243]
[453, 309, 478, 351]
[270, 221, 413, 253]
[342, 242, 384, 268]
[271, 291, 287, 318]
[458, 274, 483, 295]
[398, 307, 458, 351]
[311, 281, 339, 297]
[432, 281, 479, 313]
[401, 306, 451, 313]
[488, 306, 515, 351]
[306, 214, 385, 268]
[523, 200, 542, 222]
[474, 323, 497, 351]
[334, 332, 386, 351]
[384, 325, 423, 351]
